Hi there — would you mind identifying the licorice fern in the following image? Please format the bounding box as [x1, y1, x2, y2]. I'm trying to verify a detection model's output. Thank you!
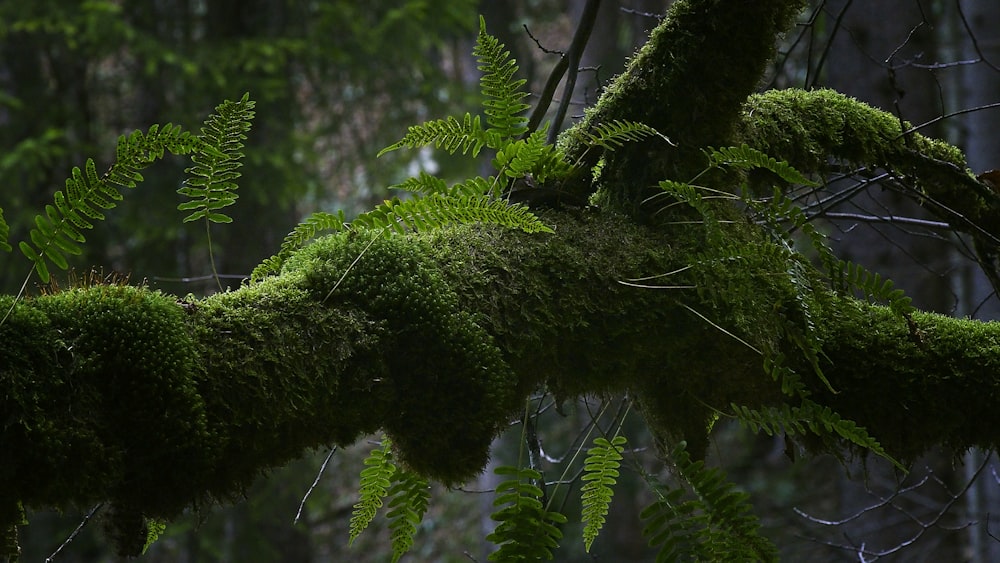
[0, 207, 10, 252]
[348, 437, 396, 546]
[386, 468, 431, 563]
[487, 465, 567, 561]
[18, 123, 209, 283]
[581, 435, 626, 552]
[730, 399, 903, 470]
[707, 143, 816, 186]
[250, 210, 347, 280]
[176, 92, 255, 224]
[257, 16, 661, 278]
[641, 442, 777, 562]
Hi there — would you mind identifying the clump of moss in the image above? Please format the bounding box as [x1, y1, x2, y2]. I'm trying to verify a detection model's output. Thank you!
[1, 286, 213, 525]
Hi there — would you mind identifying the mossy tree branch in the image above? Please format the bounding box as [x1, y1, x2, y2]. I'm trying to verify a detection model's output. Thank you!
[5, 0, 1000, 556]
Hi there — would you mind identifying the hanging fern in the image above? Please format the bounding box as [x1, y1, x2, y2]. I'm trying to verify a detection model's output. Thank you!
[834, 259, 915, 315]
[348, 437, 396, 546]
[641, 442, 777, 562]
[581, 435, 626, 552]
[176, 92, 255, 224]
[731, 399, 904, 470]
[584, 119, 672, 152]
[378, 113, 495, 158]
[486, 465, 567, 561]
[18, 123, 207, 283]
[386, 468, 431, 563]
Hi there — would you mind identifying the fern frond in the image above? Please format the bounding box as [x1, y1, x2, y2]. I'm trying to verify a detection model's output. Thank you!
[349, 437, 396, 546]
[487, 465, 567, 561]
[0, 207, 10, 252]
[177, 92, 255, 224]
[378, 113, 495, 157]
[251, 210, 348, 281]
[389, 171, 450, 196]
[585, 120, 671, 151]
[19, 123, 201, 282]
[642, 442, 777, 562]
[731, 400, 904, 471]
[474, 16, 530, 139]
[708, 144, 818, 186]
[581, 435, 626, 552]
[386, 469, 431, 563]
[835, 260, 914, 315]
[493, 129, 548, 179]
[351, 193, 554, 234]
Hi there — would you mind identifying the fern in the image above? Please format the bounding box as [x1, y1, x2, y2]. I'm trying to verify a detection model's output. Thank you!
[378, 113, 495, 158]
[386, 469, 431, 563]
[473, 15, 530, 139]
[641, 442, 777, 562]
[581, 435, 626, 552]
[585, 119, 671, 152]
[731, 400, 905, 470]
[0, 206, 10, 252]
[487, 465, 567, 561]
[707, 144, 817, 186]
[177, 92, 255, 224]
[19, 123, 206, 283]
[835, 260, 915, 315]
[250, 210, 347, 280]
[348, 437, 396, 546]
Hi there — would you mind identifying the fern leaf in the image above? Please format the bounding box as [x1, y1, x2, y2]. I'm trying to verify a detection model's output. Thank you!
[378, 113, 495, 157]
[19, 124, 199, 282]
[349, 437, 396, 546]
[641, 442, 777, 562]
[581, 435, 626, 552]
[487, 465, 567, 561]
[390, 171, 451, 196]
[386, 469, 431, 563]
[585, 120, 671, 151]
[474, 16, 530, 139]
[251, 210, 348, 281]
[0, 207, 10, 252]
[708, 144, 818, 186]
[177, 92, 255, 223]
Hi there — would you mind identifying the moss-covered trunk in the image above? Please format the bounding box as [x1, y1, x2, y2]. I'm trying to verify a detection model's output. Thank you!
[6, 0, 1000, 557]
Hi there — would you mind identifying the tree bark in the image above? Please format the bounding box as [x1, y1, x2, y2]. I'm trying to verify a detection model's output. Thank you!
[5, 0, 1000, 555]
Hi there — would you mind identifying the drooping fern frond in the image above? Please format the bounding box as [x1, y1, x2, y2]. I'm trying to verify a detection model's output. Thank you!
[486, 465, 567, 561]
[19, 123, 205, 283]
[641, 442, 777, 562]
[386, 468, 431, 563]
[707, 144, 817, 186]
[348, 437, 396, 546]
[473, 15, 530, 139]
[581, 435, 626, 553]
[251, 210, 347, 280]
[177, 92, 255, 224]
[350, 193, 554, 235]
[731, 399, 905, 471]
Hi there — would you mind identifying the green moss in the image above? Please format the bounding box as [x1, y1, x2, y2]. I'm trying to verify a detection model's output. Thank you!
[1, 286, 211, 519]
